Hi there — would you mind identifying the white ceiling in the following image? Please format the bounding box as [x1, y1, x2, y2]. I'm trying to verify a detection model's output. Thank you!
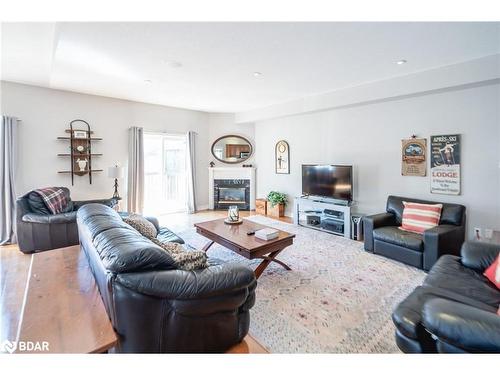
[2, 22, 500, 113]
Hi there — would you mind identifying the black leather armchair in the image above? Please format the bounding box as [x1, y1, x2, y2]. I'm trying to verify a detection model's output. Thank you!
[393, 241, 500, 353]
[77, 204, 256, 353]
[16, 189, 117, 253]
[363, 195, 466, 271]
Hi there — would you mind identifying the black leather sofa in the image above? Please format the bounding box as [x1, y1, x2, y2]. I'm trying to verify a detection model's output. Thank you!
[77, 203, 257, 353]
[16, 188, 118, 253]
[363, 195, 466, 271]
[392, 241, 500, 353]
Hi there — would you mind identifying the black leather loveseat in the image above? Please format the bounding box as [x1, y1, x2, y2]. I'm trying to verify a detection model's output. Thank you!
[363, 195, 466, 271]
[16, 188, 117, 253]
[77, 204, 257, 353]
[392, 241, 500, 353]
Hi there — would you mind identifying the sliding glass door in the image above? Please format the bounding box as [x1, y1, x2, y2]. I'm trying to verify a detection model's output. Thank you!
[143, 133, 187, 216]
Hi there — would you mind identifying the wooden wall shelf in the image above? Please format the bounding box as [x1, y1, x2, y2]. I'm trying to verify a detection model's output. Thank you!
[57, 137, 102, 141]
[58, 170, 103, 175]
[57, 119, 102, 185]
[57, 153, 103, 157]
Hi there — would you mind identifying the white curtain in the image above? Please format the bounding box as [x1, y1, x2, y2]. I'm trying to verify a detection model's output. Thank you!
[127, 127, 144, 214]
[186, 131, 197, 214]
[0, 116, 18, 244]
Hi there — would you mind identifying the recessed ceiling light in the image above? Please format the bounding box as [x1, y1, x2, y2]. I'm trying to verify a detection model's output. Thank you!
[144, 79, 152, 84]
[253, 72, 262, 77]
[396, 59, 407, 65]
[164, 60, 183, 68]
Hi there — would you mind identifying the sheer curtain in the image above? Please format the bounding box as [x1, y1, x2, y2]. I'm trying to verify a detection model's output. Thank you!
[186, 131, 197, 214]
[128, 127, 144, 213]
[0, 115, 18, 244]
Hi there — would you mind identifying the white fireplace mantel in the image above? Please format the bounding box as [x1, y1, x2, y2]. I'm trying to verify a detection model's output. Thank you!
[208, 167, 256, 210]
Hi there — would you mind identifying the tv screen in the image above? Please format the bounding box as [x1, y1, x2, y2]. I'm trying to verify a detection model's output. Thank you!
[302, 165, 353, 201]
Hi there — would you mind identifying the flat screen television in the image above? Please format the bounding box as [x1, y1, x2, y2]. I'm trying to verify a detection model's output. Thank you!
[302, 164, 353, 202]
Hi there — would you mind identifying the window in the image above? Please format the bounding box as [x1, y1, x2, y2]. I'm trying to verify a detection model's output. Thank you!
[143, 133, 187, 215]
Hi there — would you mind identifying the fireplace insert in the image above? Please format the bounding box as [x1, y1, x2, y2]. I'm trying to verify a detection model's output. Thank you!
[214, 179, 250, 210]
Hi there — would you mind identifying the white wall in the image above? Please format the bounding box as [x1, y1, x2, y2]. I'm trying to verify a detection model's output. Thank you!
[208, 113, 255, 166]
[1, 81, 210, 210]
[255, 82, 500, 239]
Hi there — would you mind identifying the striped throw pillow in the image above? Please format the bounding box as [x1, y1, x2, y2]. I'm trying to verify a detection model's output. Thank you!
[400, 201, 443, 234]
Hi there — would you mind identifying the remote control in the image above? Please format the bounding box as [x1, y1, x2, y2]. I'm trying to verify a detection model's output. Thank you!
[246, 230, 256, 235]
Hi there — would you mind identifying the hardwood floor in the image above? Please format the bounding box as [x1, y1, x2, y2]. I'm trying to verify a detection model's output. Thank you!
[0, 244, 32, 344]
[0, 210, 285, 353]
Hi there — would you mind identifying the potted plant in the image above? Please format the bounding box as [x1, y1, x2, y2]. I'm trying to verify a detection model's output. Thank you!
[266, 191, 287, 218]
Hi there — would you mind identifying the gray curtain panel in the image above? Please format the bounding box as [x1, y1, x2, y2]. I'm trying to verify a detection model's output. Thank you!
[0, 115, 18, 244]
[186, 131, 197, 214]
[127, 127, 144, 214]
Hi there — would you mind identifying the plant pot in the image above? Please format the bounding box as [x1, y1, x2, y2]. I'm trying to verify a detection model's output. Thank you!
[267, 202, 285, 218]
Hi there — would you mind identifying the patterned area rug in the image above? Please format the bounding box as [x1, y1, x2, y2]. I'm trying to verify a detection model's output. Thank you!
[178, 215, 425, 353]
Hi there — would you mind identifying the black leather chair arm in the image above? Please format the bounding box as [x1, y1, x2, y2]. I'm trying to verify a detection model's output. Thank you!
[116, 263, 256, 300]
[363, 212, 397, 251]
[74, 197, 118, 209]
[422, 298, 500, 353]
[423, 224, 464, 271]
[22, 211, 77, 224]
[461, 241, 500, 272]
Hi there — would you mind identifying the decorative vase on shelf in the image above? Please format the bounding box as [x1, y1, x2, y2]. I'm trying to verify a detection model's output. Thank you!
[76, 158, 88, 172]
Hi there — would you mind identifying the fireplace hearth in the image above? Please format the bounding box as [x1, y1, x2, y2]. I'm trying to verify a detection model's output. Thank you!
[214, 179, 250, 210]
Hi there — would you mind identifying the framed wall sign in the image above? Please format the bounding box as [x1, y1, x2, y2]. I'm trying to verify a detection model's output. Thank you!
[401, 138, 427, 176]
[430, 134, 461, 195]
[275, 140, 290, 174]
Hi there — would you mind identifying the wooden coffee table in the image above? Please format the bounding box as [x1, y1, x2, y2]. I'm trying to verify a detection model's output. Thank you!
[194, 218, 295, 278]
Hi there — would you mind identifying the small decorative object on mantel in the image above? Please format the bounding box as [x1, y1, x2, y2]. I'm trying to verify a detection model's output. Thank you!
[242, 164, 253, 168]
[430, 134, 461, 195]
[209, 161, 215, 168]
[275, 140, 290, 174]
[401, 135, 427, 177]
[224, 205, 242, 225]
[57, 119, 103, 185]
[267, 191, 287, 218]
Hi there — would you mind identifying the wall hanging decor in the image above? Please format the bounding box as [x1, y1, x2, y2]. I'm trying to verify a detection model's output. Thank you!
[57, 119, 103, 185]
[401, 136, 427, 176]
[430, 134, 461, 195]
[275, 140, 290, 174]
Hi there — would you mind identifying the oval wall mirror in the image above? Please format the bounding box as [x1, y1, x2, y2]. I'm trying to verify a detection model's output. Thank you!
[211, 135, 253, 164]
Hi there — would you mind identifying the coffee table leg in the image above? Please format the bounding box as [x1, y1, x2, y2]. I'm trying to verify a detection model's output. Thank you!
[254, 249, 291, 279]
[201, 240, 214, 252]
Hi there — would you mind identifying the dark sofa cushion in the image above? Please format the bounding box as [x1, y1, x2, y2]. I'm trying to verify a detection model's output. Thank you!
[423, 254, 500, 307]
[77, 203, 177, 273]
[393, 285, 497, 340]
[157, 227, 185, 245]
[373, 226, 423, 251]
[93, 227, 176, 273]
[27, 191, 51, 214]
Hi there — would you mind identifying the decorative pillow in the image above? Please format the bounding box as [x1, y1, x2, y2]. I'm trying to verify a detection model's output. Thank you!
[483, 254, 500, 290]
[123, 214, 158, 238]
[150, 237, 208, 271]
[400, 201, 443, 234]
